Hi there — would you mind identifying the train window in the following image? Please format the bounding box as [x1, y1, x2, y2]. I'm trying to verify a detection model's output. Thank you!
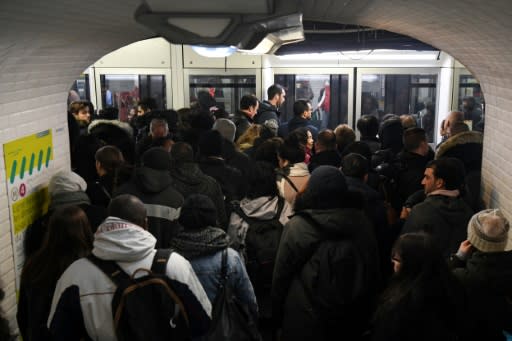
[361, 74, 437, 142]
[188, 75, 256, 114]
[100, 74, 167, 122]
[274, 74, 349, 130]
[68, 73, 90, 105]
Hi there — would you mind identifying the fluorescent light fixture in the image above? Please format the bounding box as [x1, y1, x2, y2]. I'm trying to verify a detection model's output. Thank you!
[278, 49, 439, 61]
[277, 52, 342, 60]
[191, 45, 238, 57]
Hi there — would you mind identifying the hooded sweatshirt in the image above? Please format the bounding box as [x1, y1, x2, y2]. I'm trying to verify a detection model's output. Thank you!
[47, 217, 211, 341]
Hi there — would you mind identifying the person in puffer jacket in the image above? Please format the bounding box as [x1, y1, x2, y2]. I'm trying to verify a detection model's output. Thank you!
[47, 194, 211, 341]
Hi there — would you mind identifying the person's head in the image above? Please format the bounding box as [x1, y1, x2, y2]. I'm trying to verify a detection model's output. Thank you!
[108, 194, 147, 228]
[150, 118, 169, 139]
[294, 166, 360, 211]
[267, 84, 286, 106]
[137, 97, 157, 116]
[362, 94, 379, 115]
[445, 111, 464, 133]
[356, 115, 379, 138]
[467, 209, 512, 253]
[291, 127, 314, 150]
[448, 121, 469, 137]
[293, 100, 312, 120]
[99, 106, 119, 120]
[170, 142, 194, 168]
[390, 232, 444, 275]
[403, 127, 429, 155]
[178, 194, 217, 230]
[48, 170, 87, 198]
[334, 124, 356, 153]
[68, 100, 91, 125]
[22, 205, 93, 288]
[315, 129, 336, 153]
[213, 118, 236, 142]
[95, 145, 124, 176]
[198, 130, 223, 158]
[462, 96, 476, 111]
[340, 141, 372, 162]
[253, 137, 284, 168]
[246, 161, 279, 199]
[379, 118, 404, 153]
[341, 153, 369, 180]
[400, 115, 417, 130]
[240, 94, 259, 118]
[142, 147, 172, 171]
[439, 119, 447, 137]
[422, 158, 464, 194]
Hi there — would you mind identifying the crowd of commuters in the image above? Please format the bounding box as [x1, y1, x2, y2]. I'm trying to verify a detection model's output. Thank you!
[6, 85, 503, 341]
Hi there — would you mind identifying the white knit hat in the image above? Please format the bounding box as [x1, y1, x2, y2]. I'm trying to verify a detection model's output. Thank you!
[48, 170, 87, 195]
[467, 209, 512, 252]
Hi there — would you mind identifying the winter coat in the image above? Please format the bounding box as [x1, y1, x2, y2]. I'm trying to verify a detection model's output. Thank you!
[396, 149, 434, 206]
[435, 131, 483, 173]
[46, 217, 211, 341]
[17, 281, 53, 341]
[308, 150, 341, 173]
[86, 174, 115, 208]
[115, 167, 184, 248]
[452, 251, 512, 341]
[286, 116, 318, 139]
[272, 208, 380, 341]
[233, 110, 253, 141]
[276, 163, 310, 204]
[87, 119, 135, 164]
[170, 162, 227, 228]
[254, 101, 280, 135]
[198, 157, 245, 202]
[402, 194, 473, 257]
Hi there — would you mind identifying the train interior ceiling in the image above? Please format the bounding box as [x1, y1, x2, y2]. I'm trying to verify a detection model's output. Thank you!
[0, 0, 511, 327]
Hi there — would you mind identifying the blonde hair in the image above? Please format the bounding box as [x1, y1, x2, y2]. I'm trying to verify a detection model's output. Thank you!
[236, 124, 262, 151]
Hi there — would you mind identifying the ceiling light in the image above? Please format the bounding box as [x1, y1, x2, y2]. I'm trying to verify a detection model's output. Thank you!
[191, 45, 238, 57]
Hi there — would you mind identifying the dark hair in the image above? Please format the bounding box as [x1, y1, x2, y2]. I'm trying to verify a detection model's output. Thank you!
[288, 127, 310, 147]
[375, 233, 462, 327]
[68, 100, 89, 115]
[170, 142, 194, 167]
[253, 137, 284, 168]
[138, 97, 157, 112]
[341, 141, 372, 161]
[342, 153, 369, 179]
[316, 129, 337, 150]
[198, 130, 223, 157]
[95, 145, 124, 174]
[356, 115, 379, 137]
[108, 194, 147, 227]
[279, 133, 306, 164]
[334, 124, 356, 153]
[99, 106, 119, 120]
[293, 100, 310, 117]
[426, 158, 465, 190]
[403, 127, 427, 152]
[21, 206, 93, 290]
[240, 94, 258, 110]
[246, 161, 279, 199]
[267, 84, 284, 100]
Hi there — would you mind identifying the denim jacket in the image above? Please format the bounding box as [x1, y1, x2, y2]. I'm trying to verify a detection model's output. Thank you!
[190, 247, 258, 319]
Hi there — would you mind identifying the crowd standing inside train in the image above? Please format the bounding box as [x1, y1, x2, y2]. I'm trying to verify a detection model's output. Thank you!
[7, 82, 500, 341]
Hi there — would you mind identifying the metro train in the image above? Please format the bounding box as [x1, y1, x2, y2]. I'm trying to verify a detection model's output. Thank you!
[70, 37, 483, 145]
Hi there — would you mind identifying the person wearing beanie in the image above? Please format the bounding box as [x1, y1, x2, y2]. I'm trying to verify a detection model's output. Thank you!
[170, 194, 258, 320]
[213, 118, 236, 142]
[449, 209, 512, 340]
[24, 170, 106, 259]
[115, 147, 184, 248]
[272, 166, 380, 341]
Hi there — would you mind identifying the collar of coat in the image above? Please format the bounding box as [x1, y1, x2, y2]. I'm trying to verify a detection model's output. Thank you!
[435, 130, 483, 159]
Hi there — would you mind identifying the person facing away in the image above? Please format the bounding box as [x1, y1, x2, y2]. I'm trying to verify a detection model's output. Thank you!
[272, 166, 380, 341]
[18, 206, 93, 341]
[308, 129, 341, 173]
[47, 194, 211, 341]
[372, 232, 468, 341]
[449, 209, 512, 341]
[115, 147, 184, 248]
[170, 194, 259, 319]
[255, 84, 286, 136]
[401, 158, 474, 258]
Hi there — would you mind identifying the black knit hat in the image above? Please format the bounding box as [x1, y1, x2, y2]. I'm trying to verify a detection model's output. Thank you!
[179, 194, 218, 229]
[142, 147, 172, 170]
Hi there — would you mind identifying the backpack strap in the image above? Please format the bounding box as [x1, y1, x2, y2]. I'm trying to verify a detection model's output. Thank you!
[151, 249, 173, 275]
[87, 254, 131, 287]
[276, 169, 299, 193]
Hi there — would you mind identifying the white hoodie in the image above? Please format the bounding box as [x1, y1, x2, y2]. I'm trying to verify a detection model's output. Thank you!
[48, 217, 211, 341]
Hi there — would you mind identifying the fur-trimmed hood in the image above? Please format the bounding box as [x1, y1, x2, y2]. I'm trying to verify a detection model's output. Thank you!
[88, 119, 133, 138]
[436, 131, 483, 159]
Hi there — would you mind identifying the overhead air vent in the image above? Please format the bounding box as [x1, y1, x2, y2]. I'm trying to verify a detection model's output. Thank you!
[134, 1, 304, 53]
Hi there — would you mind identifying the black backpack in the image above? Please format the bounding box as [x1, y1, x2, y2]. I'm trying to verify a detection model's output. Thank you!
[88, 249, 189, 341]
[233, 197, 285, 294]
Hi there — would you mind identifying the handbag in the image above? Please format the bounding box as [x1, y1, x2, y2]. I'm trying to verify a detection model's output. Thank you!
[207, 249, 262, 341]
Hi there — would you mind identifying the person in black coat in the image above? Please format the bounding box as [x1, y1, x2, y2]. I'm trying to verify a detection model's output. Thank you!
[115, 147, 184, 248]
[308, 129, 341, 172]
[283, 100, 318, 139]
[272, 166, 380, 341]
[254, 84, 285, 136]
[86, 145, 124, 208]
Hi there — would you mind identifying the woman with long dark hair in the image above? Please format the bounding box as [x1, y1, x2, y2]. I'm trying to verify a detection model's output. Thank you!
[372, 232, 467, 341]
[17, 206, 93, 341]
